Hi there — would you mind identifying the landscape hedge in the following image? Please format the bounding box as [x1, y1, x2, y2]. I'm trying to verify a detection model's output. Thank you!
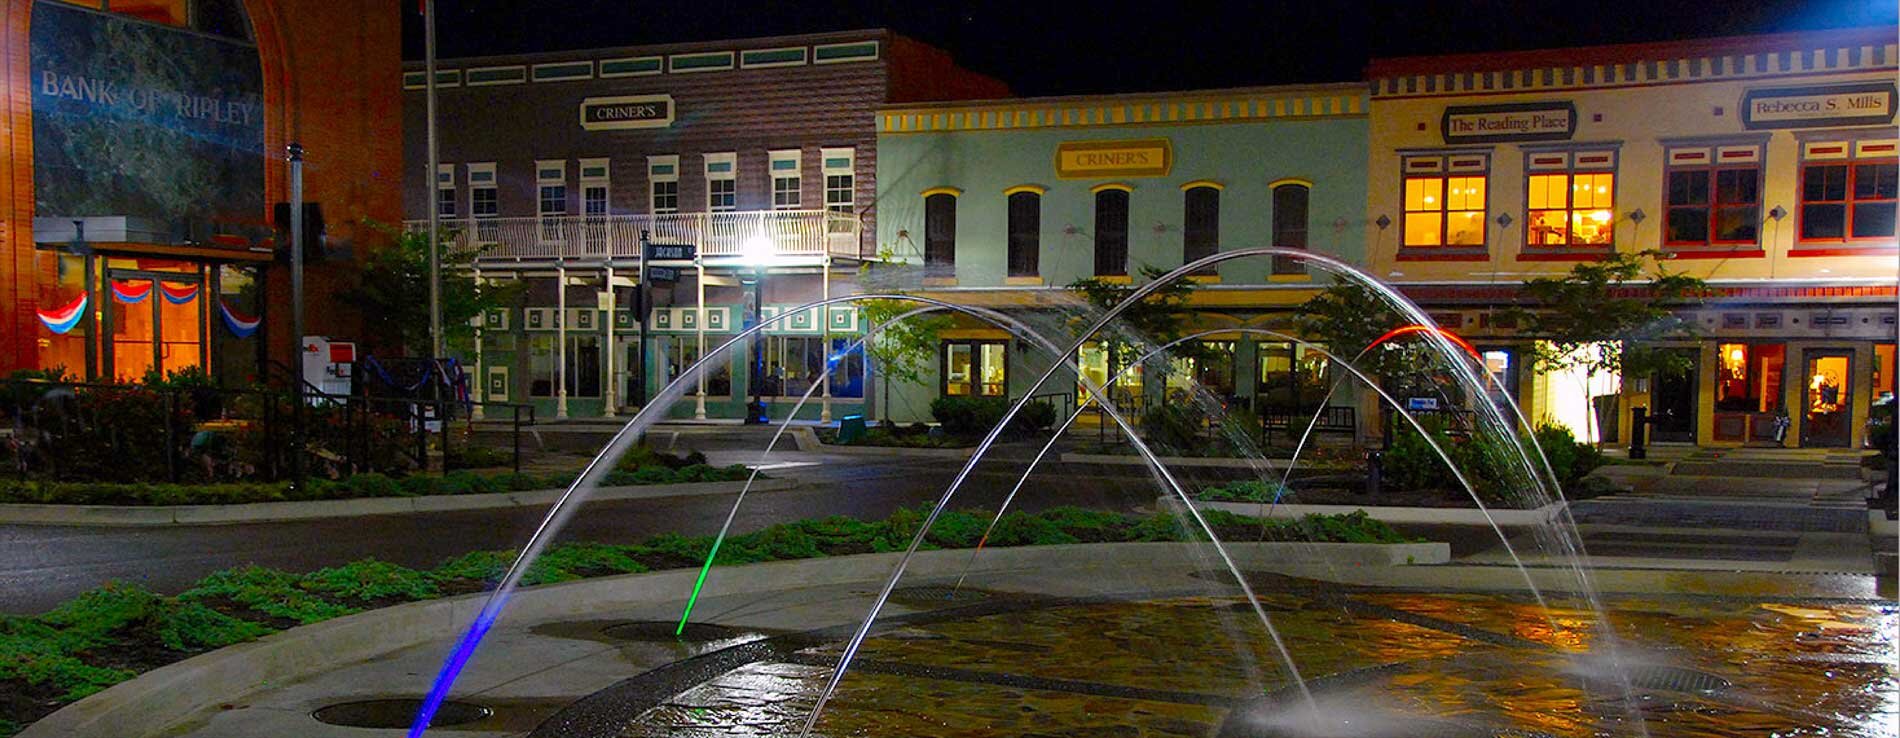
[0, 464, 752, 507]
[0, 505, 1409, 735]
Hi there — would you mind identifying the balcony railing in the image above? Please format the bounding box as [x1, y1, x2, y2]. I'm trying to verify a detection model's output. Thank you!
[404, 210, 862, 261]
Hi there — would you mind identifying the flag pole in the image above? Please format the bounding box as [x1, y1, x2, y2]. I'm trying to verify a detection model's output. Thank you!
[424, 0, 443, 360]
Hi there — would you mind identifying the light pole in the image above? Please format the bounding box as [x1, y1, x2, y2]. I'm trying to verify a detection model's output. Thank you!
[742, 234, 772, 424]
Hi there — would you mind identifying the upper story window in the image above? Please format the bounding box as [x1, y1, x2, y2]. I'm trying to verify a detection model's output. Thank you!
[468, 164, 498, 240]
[1271, 181, 1309, 274]
[1182, 184, 1220, 268]
[705, 153, 736, 212]
[1525, 149, 1616, 253]
[1006, 187, 1042, 277]
[1093, 185, 1130, 277]
[1401, 153, 1489, 253]
[648, 156, 679, 215]
[1663, 144, 1761, 250]
[770, 150, 802, 209]
[924, 189, 958, 269]
[536, 160, 566, 241]
[56, 0, 252, 39]
[822, 148, 855, 215]
[436, 164, 456, 218]
[579, 158, 610, 217]
[1799, 138, 1897, 245]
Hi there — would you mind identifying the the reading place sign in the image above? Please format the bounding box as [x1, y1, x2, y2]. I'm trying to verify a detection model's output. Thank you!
[579, 94, 674, 131]
[1742, 83, 1897, 129]
[1441, 101, 1577, 144]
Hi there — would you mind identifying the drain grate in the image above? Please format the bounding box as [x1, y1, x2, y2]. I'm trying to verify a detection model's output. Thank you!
[312, 698, 490, 729]
[887, 585, 991, 607]
[602, 621, 746, 642]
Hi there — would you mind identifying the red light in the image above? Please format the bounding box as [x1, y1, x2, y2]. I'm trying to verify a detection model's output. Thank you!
[1366, 324, 1480, 359]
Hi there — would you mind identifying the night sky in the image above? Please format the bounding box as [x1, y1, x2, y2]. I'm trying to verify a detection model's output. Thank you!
[402, 0, 1898, 96]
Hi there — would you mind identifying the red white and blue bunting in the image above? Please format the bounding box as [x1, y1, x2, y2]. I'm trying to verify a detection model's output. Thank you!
[110, 280, 151, 304]
[219, 300, 260, 338]
[36, 293, 87, 335]
[159, 282, 199, 305]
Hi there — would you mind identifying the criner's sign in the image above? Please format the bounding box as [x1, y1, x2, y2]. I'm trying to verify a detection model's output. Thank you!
[1441, 101, 1577, 144]
[1743, 83, 1897, 129]
[579, 94, 674, 130]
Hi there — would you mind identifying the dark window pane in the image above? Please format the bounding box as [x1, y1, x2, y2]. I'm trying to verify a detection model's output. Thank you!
[1668, 170, 1709, 206]
[1006, 192, 1040, 277]
[1094, 189, 1129, 276]
[1855, 163, 1899, 200]
[924, 193, 957, 268]
[1852, 202, 1897, 238]
[1805, 165, 1848, 201]
[1183, 186, 1220, 265]
[1271, 184, 1309, 274]
[1714, 206, 1758, 242]
[1802, 204, 1846, 239]
[1666, 207, 1710, 243]
[1715, 168, 1758, 205]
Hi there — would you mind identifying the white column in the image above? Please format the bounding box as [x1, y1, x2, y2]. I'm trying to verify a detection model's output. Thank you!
[471, 267, 485, 420]
[821, 257, 832, 422]
[602, 264, 616, 417]
[556, 265, 569, 419]
[694, 258, 708, 420]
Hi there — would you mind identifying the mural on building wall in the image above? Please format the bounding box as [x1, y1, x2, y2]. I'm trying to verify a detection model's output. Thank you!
[29, 0, 264, 242]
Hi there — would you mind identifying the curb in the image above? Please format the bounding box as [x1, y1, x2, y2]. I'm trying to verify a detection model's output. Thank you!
[1171, 498, 1564, 526]
[1064, 452, 1316, 469]
[17, 540, 1447, 738]
[0, 478, 799, 527]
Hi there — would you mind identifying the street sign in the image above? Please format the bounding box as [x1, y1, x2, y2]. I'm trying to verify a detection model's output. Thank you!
[645, 243, 695, 261]
[646, 265, 681, 282]
[1405, 397, 1440, 411]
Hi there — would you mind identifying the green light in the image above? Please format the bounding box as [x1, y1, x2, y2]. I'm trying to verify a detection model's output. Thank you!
[675, 538, 724, 635]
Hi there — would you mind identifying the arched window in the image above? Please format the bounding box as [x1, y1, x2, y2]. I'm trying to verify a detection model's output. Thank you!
[1271, 183, 1309, 275]
[924, 192, 958, 269]
[1007, 191, 1041, 277]
[1093, 188, 1130, 277]
[1182, 185, 1220, 266]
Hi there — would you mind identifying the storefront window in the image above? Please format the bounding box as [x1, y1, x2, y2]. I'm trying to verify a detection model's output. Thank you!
[1078, 341, 1140, 410]
[1714, 342, 1784, 413]
[1167, 341, 1236, 402]
[1256, 341, 1329, 412]
[563, 335, 600, 398]
[943, 340, 1006, 398]
[762, 336, 826, 396]
[664, 338, 731, 396]
[827, 338, 866, 399]
[1803, 352, 1853, 447]
[529, 335, 555, 397]
[1876, 343, 1896, 400]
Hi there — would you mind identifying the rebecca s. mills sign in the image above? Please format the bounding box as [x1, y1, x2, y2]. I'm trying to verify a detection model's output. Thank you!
[579, 94, 674, 131]
[1742, 83, 1897, 129]
[1441, 101, 1577, 144]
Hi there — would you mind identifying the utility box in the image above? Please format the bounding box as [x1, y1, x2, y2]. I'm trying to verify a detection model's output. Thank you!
[838, 414, 867, 444]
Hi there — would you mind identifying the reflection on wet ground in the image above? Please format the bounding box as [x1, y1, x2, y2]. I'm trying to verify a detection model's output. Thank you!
[587, 589, 1896, 738]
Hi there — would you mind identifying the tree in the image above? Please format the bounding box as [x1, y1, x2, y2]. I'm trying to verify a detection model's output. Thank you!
[1503, 249, 1706, 443]
[1065, 265, 1204, 406]
[343, 222, 523, 357]
[857, 247, 951, 423]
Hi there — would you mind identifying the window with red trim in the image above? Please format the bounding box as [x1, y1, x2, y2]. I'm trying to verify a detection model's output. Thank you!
[1801, 157, 1897, 242]
[1665, 165, 1760, 247]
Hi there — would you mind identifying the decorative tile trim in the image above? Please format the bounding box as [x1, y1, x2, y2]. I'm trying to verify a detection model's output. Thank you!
[598, 56, 663, 77]
[879, 89, 1366, 133]
[670, 51, 735, 73]
[741, 46, 807, 69]
[1371, 42, 1899, 99]
[464, 66, 525, 86]
[531, 61, 593, 82]
[813, 41, 878, 64]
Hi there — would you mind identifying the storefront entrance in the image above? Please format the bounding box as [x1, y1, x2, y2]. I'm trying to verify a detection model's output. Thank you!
[1800, 350, 1853, 448]
[1650, 350, 1698, 443]
[104, 269, 205, 383]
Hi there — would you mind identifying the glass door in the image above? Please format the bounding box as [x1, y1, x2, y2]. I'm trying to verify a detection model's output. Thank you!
[1650, 349, 1698, 443]
[1800, 350, 1853, 448]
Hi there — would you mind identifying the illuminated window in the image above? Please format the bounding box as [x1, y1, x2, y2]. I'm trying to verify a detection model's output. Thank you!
[1256, 341, 1330, 412]
[769, 150, 801, 209]
[1714, 342, 1785, 414]
[763, 336, 856, 397]
[1166, 341, 1236, 400]
[1401, 154, 1488, 250]
[648, 156, 679, 214]
[1874, 342, 1895, 398]
[1525, 150, 1616, 250]
[942, 340, 1007, 398]
[1665, 145, 1761, 248]
[1799, 140, 1897, 242]
[1007, 190, 1041, 277]
[663, 338, 731, 396]
[1077, 341, 1141, 410]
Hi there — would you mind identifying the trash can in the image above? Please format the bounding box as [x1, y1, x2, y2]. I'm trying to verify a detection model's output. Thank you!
[838, 414, 867, 444]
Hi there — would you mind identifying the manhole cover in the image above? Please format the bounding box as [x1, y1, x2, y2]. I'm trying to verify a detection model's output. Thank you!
[602, 620, 746, 642]
[312, 698, 491, 728]
[1626, 665, 1733, 694]
[887, 585, 990, 607]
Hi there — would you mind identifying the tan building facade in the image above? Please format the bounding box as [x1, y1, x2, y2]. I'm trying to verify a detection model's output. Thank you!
[1367, 29, 1898, 449]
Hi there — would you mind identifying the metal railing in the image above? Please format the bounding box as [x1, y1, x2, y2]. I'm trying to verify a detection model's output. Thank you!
[405, 210, 862, 261]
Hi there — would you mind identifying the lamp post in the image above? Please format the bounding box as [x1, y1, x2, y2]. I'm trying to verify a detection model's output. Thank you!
[742, 234, 772, 425]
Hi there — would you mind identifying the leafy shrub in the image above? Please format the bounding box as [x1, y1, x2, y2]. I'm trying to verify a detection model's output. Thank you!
[301, 559, 440, 603]
[180, 566, 357, 625]
[1531, 423, 1604, 491]
[1012, 400, 1057, 435]
[519, 543, 648, 585]
[629, 466, 680, 485]
[930, 396, 1010, 438]
[1197, 480, 1292, 503]
[343, 473, 404, 498]
[153, 602, 272, 652]
[985, 511, 1077, 547]
[1140, 404, 1206, 450]
[431, 549, 515, 585]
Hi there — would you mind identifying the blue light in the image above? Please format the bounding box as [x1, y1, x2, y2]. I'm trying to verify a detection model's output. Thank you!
[407, 592, 509, 738]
